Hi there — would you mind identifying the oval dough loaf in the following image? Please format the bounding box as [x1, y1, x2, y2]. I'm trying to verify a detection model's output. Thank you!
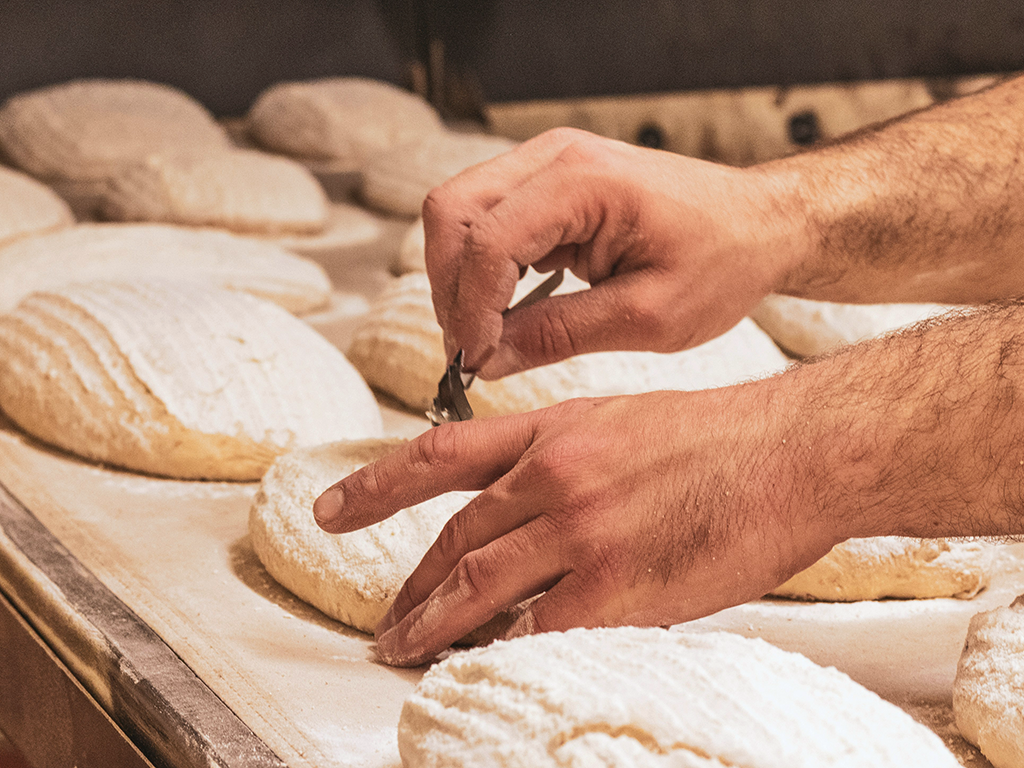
[0, 281, 382, 480]
[246, 77, 443, 170]
[0, 165, 74, 247]
[400, 627, 961, 768]
[346, 272, 791, 417]
[360, 130, 517, 217]
[0, 223, 332, 315]
[770, 537, 993, 601]
[953, 594, 1024, 768]
[750, 294, 958, 358]
[250, 438, 474, 632]
[100, 149, 329, 235]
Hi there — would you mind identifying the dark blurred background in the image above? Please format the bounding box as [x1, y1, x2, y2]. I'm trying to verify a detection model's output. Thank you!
[0, 0, 1021, 116]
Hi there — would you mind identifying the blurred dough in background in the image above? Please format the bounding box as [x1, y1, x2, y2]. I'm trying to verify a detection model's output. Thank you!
[0, 165, 74, 247]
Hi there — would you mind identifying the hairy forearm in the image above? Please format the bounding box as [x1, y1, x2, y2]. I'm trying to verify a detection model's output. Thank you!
[763, 75, 1024, 305]
[763, 300, 1024, 539]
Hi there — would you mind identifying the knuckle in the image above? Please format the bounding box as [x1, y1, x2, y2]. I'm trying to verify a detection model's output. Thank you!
[434, 511, 470, 564]
[343, 461, 386, 501]
[453, 551, 494, 601]
[412, 424, 461, 468]
[421, 185, 456, 224]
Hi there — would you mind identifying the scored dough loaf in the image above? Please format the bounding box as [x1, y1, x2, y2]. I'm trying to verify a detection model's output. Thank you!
[0, 165, 75, 247]
[0, 281, 382, 480]
[0, 79, 228, 183]
[346, 272, 791, 417]
[750, 294, 957, 358]
[771, 537, 993, 601]
[0, 223, 332, 315]
[360, 130, 517, 217]
[400, 627, 961, 768]
[246, 77, 444, 170]
[953, 594, 1024, 768]
[250, 438, 474, 632]
[99, 149, 329, 235]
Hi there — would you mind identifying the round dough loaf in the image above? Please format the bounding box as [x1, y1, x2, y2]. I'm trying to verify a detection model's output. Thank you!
[0, 223, 332, 315]
[750, 294, 957, 358]
[360, 130, 517, 217]
[346, 272, 791, 417]
[249, 438, 474, 632]
[399, 627, 960, 767]
[396, 218, 426, 274]
[0, 79, 228, 182]
[246, 77, 443, 170]
[0, 165, 74, 247]
[770, 537, 993, 601]
[100, 149, 329, 235]
[0, 281, 382, 480]
[953, 594, 1024, 768]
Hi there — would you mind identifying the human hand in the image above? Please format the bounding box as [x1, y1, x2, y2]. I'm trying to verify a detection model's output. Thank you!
[313, 386, 845, 667]
[422, 127, 809, 379]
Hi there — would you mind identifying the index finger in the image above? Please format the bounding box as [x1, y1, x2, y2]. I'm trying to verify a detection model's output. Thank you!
[312, 411, 540, 534]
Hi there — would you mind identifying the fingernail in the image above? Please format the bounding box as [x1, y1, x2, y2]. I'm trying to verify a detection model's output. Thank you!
[312, 487, 343, 530]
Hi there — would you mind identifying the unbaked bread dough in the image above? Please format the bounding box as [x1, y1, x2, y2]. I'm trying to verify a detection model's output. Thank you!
[360, 130, 517, 217]
[249, 438, 473, 632]
[0, 281, 382, 480]
[100, 149, 329, 235]
[395, 218, 426, 274]
[346, 272, 791, 417]
[771, 537, 993, 601]
[0, 223, 332, 315]
[246, 77, 443, 171]
[0, 165, 74, 247]
[399, 627, 961, 767]
[953, 593, 1024, 768]
[262, 201, 383, 259]
[750, 294, 957, 358]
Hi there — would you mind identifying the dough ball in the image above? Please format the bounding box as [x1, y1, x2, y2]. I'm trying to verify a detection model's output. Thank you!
[750, 294, 957, 358]
[395, 218, 425, 274]
[360, 130, 517, 217]
[0, 78, 228, 183]
[0, 223, 332, 315]
[0, 281, 382, 480]
[246, 77, 443, 170]
[100, 149, 329, 235]
[771, 537, 993, 601]
[400, 627, 960, 767]
[249, 438, 473, 632]
[263, 201, 383, 260]
[0, 165, 74, 247]
[346, 272, 790, 417]
[954, 594, 1024, 768]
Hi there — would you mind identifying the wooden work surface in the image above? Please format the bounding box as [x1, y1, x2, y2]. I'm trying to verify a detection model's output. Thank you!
[0, 208, 1015, 767]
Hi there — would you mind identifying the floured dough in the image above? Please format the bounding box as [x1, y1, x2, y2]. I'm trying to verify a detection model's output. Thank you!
[249, 438, 474, 632]
[750, 294, 957, 357]
[0, 78, 228, 185]
[0, 281, 382, 480]
[0, 165, 74, 247]
[246, 77, 443, 171]
[953, 594, 1024, 768]
[399, 627, 960, 767]
[771, 537, 993, 601]
[262, 200, 383, 259]
[0, 223, 332, 315]
[346, 272, 791, 417]
[360, 130, 517, 217]
[396, 218, 426, 274]
[99, 149, 329, 234]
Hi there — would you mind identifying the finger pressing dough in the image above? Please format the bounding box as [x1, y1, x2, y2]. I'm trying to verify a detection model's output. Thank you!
[953, 594, 1024, 768]
[0, 281, 382, 480]
[0, 223, 332, 315]
[346, 272, 791, 417]
[750, 294, 958, 358]
[360, 130, 517, 217]
[250, 438, 473, 632]
[770, 537, 993, 601]
[0, 79, 228, 213]
[0, 165, 74, 247]
[99, 149, 329, 235]
[246, 77, 443, 170]
[400, 627, 961, 768]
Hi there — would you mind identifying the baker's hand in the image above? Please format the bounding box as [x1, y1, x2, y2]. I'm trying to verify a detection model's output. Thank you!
[423, 127, 809, 379]
[313, 386, 844, 667]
